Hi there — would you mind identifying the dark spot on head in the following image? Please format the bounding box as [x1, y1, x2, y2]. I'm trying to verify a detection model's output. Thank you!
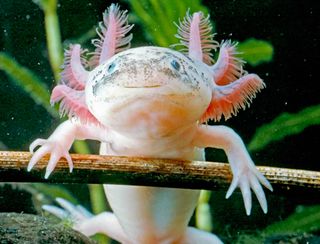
[92, 83, 99, 97]
[170, 60, 180, 71]
[161, 67, 180, 79]
[92, 70, 120, 97]
[182, 54, 195, 64]
[108, 62, 116, 73]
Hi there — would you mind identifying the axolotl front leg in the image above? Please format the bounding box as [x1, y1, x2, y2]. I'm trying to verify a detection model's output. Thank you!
[28, 121, 134, 242]
[194, 125, 273, 215]
[28, 120, 108, 178]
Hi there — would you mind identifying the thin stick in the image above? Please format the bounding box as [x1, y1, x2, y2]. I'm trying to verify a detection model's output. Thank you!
[0, 151, 319, 191]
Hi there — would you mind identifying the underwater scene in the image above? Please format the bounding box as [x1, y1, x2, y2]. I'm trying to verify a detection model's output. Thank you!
[0, 0, 319, 243]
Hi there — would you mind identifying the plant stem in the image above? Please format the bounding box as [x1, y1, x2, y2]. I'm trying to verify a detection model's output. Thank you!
[0, 52, 58, 118]
[196, 190, 213, 232]
[43, 0, 63, 82]
[73, 141, 109, 244]
[89, 184, 110, 244]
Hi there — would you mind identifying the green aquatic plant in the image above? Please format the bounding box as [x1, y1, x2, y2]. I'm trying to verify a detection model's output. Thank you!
[237, 38, 274, 67]
[236, 205, 320, 243]
[249, 104, 320, 152]
[32, 0, 63, 81]
[263, 205, 320, 236]
[31, 183, 79, 205]
[127, 0, 274, 67]
[0, 52, 57, 118]
[126, 0, 209, 47]
[195, 190, 213, 232]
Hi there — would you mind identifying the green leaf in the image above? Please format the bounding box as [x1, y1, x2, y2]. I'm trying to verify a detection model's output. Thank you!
[248, 104, 320, 152]
[32, 0, 57, 12]
[0, 52, 58, 118]
[125, 0, 210, 47]
[236, 235, 263, 244]
[33, 0, 63, 82]
[31, 183, 79, 204]
[237, 38, 274, 66]
[262, 205, 320, 236]
[196, 190, 213, 232]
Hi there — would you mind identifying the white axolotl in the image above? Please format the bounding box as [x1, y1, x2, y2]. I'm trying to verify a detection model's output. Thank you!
[27, 4, 272, 244]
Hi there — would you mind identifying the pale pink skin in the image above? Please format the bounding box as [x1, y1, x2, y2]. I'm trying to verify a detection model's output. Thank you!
[28, 4, 272, 244]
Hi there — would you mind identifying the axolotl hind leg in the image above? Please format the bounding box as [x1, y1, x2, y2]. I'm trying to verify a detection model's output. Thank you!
[43, 198, 129, 243]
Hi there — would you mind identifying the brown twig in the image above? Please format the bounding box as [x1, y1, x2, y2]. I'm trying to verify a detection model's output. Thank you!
[0, 151, 319, 192]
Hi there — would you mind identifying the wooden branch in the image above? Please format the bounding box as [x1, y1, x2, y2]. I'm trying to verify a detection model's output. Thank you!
[0, 151, 319, 192]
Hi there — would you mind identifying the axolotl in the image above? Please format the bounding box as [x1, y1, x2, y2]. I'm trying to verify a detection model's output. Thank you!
[27, 3, 272, 244]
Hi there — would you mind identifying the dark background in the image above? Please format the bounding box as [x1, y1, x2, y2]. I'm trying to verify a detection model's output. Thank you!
[1, 0, 319, 171]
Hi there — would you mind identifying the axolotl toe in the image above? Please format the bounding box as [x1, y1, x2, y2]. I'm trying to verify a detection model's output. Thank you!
[28, 3, 272, 244]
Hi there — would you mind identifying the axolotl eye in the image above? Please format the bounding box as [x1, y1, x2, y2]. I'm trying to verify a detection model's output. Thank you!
[170, 59, 180, 71]
[107, 62, 116, 73]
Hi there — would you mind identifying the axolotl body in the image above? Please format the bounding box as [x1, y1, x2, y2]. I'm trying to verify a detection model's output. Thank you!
[28, 4, 272, 244]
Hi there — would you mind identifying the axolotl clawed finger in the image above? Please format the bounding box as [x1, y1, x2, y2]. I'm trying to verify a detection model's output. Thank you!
[249, 175, 268, 214]
[28, 138, 74, 178]
[225, 167, 271, 215]
[29, 138, 47, 153]
[28, 141, 51, 172]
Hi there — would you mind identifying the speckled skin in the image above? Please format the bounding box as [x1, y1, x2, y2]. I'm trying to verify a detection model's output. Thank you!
[86, 47, 212, 141]
[28, 5, 272, 244]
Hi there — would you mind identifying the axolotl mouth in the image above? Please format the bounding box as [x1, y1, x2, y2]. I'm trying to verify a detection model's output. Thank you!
[87, 84, 200, 120]
[88, 86, 203, 137]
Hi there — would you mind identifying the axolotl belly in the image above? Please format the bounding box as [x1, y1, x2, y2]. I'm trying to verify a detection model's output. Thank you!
[28, 4, 272, 244]
[92, 46, 215, 242]
[93, 47, 210, 243]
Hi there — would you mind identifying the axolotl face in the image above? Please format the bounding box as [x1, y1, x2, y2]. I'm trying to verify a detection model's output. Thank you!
[86, 47, 212, 137]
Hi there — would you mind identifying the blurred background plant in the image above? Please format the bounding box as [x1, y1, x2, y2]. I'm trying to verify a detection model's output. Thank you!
[0, 0, 319, 243]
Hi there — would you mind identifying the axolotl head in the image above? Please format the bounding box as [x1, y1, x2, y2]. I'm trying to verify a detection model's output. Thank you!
[85, 46, 212, 137]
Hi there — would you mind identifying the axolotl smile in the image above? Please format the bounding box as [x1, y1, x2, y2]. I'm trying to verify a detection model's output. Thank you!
[85, 47, 212, 137]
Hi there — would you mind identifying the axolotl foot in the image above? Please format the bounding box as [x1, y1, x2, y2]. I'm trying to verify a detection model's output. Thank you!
[43, 198, 129, 243]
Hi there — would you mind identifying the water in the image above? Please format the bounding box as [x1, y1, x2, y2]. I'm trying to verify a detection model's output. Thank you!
[0, 0, 319, 243]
